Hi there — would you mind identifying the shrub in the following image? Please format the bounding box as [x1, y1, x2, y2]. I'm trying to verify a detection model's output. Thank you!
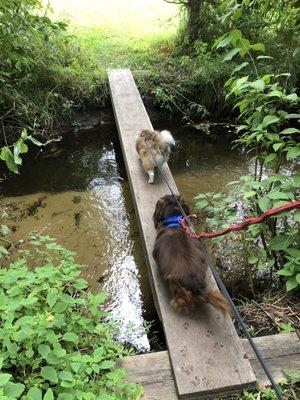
[0, 0, 104, 143]
[0, 235, 142, 400]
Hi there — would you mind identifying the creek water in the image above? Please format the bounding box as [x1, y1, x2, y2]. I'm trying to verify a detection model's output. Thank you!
[0, 116, 249, 352]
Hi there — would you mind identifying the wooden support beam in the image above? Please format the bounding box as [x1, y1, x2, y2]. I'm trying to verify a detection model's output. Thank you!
[120, 333, 300, 400]
[108, 69, 256, 399]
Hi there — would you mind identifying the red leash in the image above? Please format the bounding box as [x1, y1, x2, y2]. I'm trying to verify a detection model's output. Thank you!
[180, 200, 300, 239]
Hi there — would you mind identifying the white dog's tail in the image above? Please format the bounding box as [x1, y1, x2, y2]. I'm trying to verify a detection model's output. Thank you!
[158, 130, 175, 146]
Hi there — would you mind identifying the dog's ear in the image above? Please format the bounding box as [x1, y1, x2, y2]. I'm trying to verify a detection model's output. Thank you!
[153, 198, 166, 229]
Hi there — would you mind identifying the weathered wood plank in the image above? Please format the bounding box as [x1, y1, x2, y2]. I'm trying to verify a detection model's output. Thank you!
[120, 333, 300, 400]
[108, 68, 256, 399]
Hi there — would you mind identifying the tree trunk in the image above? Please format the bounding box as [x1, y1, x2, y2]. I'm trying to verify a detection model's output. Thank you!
[186, 0, 202, 43]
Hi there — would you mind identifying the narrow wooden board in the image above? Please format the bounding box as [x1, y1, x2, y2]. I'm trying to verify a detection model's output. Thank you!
[108, 69, 256, 399]
[120, 333, 300, 400]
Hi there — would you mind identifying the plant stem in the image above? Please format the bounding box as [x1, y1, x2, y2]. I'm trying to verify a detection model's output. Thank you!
[0, 237, 13, 247]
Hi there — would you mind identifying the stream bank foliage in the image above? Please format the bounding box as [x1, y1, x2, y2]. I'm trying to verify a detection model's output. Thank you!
[149, 0, 299, 120]
[194, 0, 300, 295]
[0, 236, 142, 400]
[0, 0, 103, 144]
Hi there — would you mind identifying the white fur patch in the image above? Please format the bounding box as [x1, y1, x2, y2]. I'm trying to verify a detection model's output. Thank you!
[159, 130, 175, 146]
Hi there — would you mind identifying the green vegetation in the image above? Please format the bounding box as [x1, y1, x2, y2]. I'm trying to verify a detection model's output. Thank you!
[194, 0, 299, 295]
[0, 0, 102, 143]
[0, 235, 142, 399]
[1, 0, 299, 152]
[1, 1, 299, 398]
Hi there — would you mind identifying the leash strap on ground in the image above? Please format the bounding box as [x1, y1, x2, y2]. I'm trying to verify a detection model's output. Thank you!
[145, 141, 283, 399]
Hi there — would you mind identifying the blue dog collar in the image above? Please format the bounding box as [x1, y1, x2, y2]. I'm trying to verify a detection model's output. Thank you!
[161, 215, 183, 228]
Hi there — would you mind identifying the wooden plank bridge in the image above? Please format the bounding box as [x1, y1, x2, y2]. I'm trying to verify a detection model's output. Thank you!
[120, 333, 300, 399]
[108, 68, 257, 399]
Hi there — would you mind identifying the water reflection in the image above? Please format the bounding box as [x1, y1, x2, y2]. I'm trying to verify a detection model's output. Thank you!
[1, 126, 150, 352]
[1, 119, 250, 352]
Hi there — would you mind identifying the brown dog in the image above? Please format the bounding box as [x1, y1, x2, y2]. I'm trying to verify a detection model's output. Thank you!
[153, 194, 230, 314]
[135, 129, 175, 184]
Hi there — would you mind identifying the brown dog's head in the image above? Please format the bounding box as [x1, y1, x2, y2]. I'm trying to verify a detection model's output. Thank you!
[153, 194, 191, 229]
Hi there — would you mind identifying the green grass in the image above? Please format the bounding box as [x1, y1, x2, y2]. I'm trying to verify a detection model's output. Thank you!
[74, 26, 177, 70]
[46, 0, 233, 119]
[49, 0, 180, 70]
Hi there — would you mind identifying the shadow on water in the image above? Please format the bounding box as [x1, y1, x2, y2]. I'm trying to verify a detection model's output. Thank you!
[0, 116, 249, 352]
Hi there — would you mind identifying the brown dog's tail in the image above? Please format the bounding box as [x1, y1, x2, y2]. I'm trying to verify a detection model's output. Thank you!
[198, 290, 231, 314]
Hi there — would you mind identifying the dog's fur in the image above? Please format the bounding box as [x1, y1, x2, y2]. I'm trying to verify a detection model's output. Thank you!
[153, 194, 230, 314]
[135, 129, 175, 184]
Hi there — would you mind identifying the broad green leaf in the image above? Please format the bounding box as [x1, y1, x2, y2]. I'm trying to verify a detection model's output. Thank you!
[238, 37, 251, 55]
[62, 332, 78, 344]
[41, 366, 58, 383]
[231, 62, 248, 75]
[53, 301, 69, 313]
[250, 43, 265, 52]
[267, 191, 291, 200]
[215, 34, 231, 49]
[286, 277, 298, 292]
[73, 279, 88, 290]
[195, 200, 208, 210]
[280, 128, 300, 135]
[262, 115, 280, 127]
[99, 360, 115, 369]
[44, 389, 54, 400]
[0, 374, 11, 387]
[285, 113, 300, 119]
[283, 368, 300, 385]
[38, 344, 50, 358]
[243, 191, 256, 199]
[0, 225, 10, 236]
[13, 143, 23, 165]
[27, 387, 42, 400]
[285, 93, 298, 102]
[293, 174, 300, 187]
[264, 153, 277, 164]
[0, 147, 19, 173]
[269, 234, 293, 251]
[277, 268, 294, 277]
[58, 370, 73, 382]
[258, 197, 271, 212]
[3, 382, 25, 398]
[93, 292, 106, 305]
[57, 394, 73, 400]
[296, 273, 300, 284]
[286, 248, 300, 258]
[266, 90, 283, 98]
[99, 394, 114, 400]
[294, 211, 300, 223]
[250, 79, 264, 91]
[46, 289, 58, 308]
[223, 47, 241, 62]
[286, 147, 300, 160]
[273, 143, 282, 152]
[0, 246, 9, 256]
[230, 29, 243, 46]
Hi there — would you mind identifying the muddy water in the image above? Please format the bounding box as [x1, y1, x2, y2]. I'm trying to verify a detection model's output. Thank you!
[0, 118, 248, 352]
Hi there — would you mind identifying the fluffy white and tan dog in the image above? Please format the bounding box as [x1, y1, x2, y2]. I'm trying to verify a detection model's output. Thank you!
[135, 129, 175, 184]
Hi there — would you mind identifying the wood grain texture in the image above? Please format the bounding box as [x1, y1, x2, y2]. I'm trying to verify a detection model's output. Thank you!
[120, 333, 300, 400]
[108, 69, 256, 398]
